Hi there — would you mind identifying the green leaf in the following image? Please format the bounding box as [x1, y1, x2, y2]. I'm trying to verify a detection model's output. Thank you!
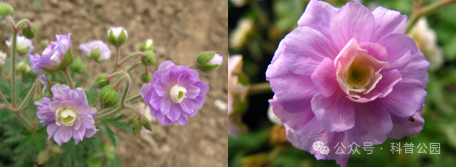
[14, 135, 32, 153]
[102, 123, 117, 147]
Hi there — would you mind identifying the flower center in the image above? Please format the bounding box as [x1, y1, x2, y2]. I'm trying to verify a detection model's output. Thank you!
[56, 108, 77, 126]
[169, 85, 187, 103]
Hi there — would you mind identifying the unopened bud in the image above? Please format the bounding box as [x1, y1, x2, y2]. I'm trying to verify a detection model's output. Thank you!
[34, 93, 43, 102]
[94, 74, 110, 89]
[126, 116, 135, 126]
[141, 119, 152, 131]
[50, 145, 62, 155]
[99, 86, 119, 108]
[141, 51, 156, 66]
[37, 151, 49, 165]
[196, 52, 223, 72]
[22, 24, 36, 39]
[132, 120, 141, 137]
[140, 39, 154, 51]
[107, 27, 128, 46]
[140, 73, 152, 83]
[16, 61, 31, 74]
[0, 3, 14, 20]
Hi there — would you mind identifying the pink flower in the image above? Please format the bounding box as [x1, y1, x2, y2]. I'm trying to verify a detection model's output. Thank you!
[266, 0, 429, 166]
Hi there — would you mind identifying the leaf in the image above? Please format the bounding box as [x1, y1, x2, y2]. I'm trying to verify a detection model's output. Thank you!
[103, 114, 131, 132]
[14, 135, 32, 153]
[102, 123, 117, 147]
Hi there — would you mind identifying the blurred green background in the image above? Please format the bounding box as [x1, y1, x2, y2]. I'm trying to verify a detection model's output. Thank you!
[228, 0, 456, 166]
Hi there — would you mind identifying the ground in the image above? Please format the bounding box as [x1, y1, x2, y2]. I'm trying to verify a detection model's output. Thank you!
[0, 0, 228, 166]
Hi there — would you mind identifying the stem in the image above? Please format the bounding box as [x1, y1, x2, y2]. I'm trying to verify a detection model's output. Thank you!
[120, 81, 130, 109]
[88, 60, 93, 87]
[127, 62, 140, 72]
[11, 30, 18, 107]
[0, 90, 11, 107]
[14, 112, 32, 130]
[17, 83, 36, 112]
[126, 94, 141, 103]
[63, 68, 74, 89]
[16, 19, 32, 29]
[120, 52, 144, 65]
[405, 0, 456, 34]
[97, 107, 122, 120]
[248, 82, 271, 95]
[115, 46, 120, 68]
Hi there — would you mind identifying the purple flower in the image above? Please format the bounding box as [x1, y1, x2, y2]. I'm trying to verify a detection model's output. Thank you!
[79, 40, 112, 62]
[141, 60, 209, 126]
[38, 75, 48, 94]
[35, 84, 98, 145]
[6, 35, 34, 57]
[30, 33, 72, 74]
[266, 0, 429, 166]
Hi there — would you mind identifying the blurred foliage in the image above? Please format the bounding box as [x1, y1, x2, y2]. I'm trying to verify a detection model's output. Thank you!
[229, 0, 456, 166]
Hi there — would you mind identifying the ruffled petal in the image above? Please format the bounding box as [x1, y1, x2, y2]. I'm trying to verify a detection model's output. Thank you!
[371, 7, 407, 42]
[388, 110, 424, 139]
[311, 92, 355, 132]
[298, 0, 338, 39]
[312, 58, 339, 97]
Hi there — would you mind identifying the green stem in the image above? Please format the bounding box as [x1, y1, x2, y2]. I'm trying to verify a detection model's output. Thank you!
[11, 30, 18, 107]
[16, 19, 32, 29]
[97, 107, 121, 120]
[63, 68, 74, 89]
[120, 52, 144, 65]
[405, 0, 456, 34]
[14, 112, 32, 130]
[248, 82, 271, 95]
[115, 46, 120, 68]
[0, 90, 11, 107]
[126, 94, 141, 103]
[120, 81, 130, 109]
[17, 83, 36, 112]
[127, 62, 140, 73]
[88, 60, 93, 87]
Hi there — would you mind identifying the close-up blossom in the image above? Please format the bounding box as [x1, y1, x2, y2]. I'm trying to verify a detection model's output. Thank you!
[35, 84, 98, 145]
[141, 60, 209, 126]
[6, 35, 34, 56]
[30, 33, 72, 73]
[266, 0, 429, 166]
[79, 40, 112, 62]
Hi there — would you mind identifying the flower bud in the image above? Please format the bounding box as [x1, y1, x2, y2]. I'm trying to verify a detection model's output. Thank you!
[89, 48, 101, 61]
[141, 119, 152, 131]
[0, 3, 14, 20]
[17, 46, 29, 55]
[140, 39, 154, 51]
[196, 52, 223, 72]
[141, 73, 152, 83]
[22, 24, 37, 39]
[126, 116, 135, 126]
[37, 151, 49, 165]
[16, 61, 31, 74]
[99, 86, 119, 108]
[50, 145, 62, 155]
[132, 120, 141, 137]
[94, 74, 110, 88]
[34, 93, 43, 102]
[107, 27, 128, 46]
[141, 51, 156, 66]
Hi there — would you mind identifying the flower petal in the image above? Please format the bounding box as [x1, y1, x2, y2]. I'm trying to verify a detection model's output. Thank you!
[311, 92, 355, 132]
[311, 58, 339, 97]
[269, 96, 314, 130]
[329, 2, 375, 50]
[371, 7, 407, 42]
[346, 102, 392, 145]
[298, 0, 337, 39]
[47, 124, 59, 139]
[388, 110, 424, 139]
[375, 78, 427, 118]
[378, 34, 419, 62]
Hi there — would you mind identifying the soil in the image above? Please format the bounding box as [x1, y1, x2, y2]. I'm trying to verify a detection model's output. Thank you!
[0, 0, 228, 166]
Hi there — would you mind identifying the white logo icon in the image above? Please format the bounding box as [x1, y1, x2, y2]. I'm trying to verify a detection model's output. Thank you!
[313, 141, 330, 155]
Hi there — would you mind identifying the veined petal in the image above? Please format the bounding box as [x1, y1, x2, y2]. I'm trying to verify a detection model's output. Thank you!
[389, 110, 424, 139]
[371, 7, 407, 42]
[312, 58, 339, 97]
[298, 0, 337, 39]
[311, 92, 355, 132]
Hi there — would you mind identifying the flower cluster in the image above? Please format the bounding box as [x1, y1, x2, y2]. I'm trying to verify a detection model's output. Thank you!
[35, 84, 98, 145]
[141, 60, 209, 126]
[266, 0, 429, 166]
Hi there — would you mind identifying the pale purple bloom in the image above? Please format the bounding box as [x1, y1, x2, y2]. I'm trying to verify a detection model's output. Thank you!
[6, 35, 34, 57]
[141, 60, 209, 126]
[79, 40, 111, 62]
[35, 84, 98, 145]
[30, 34, 72, 73]
[266, 1, 429, 166]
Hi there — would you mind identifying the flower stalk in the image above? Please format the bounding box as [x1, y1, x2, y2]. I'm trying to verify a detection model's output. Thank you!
[248, 82, 271, 96]
[405, 0, 456, 34]
[63, 68, 74, 89]
[11, 30, 17, 106]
